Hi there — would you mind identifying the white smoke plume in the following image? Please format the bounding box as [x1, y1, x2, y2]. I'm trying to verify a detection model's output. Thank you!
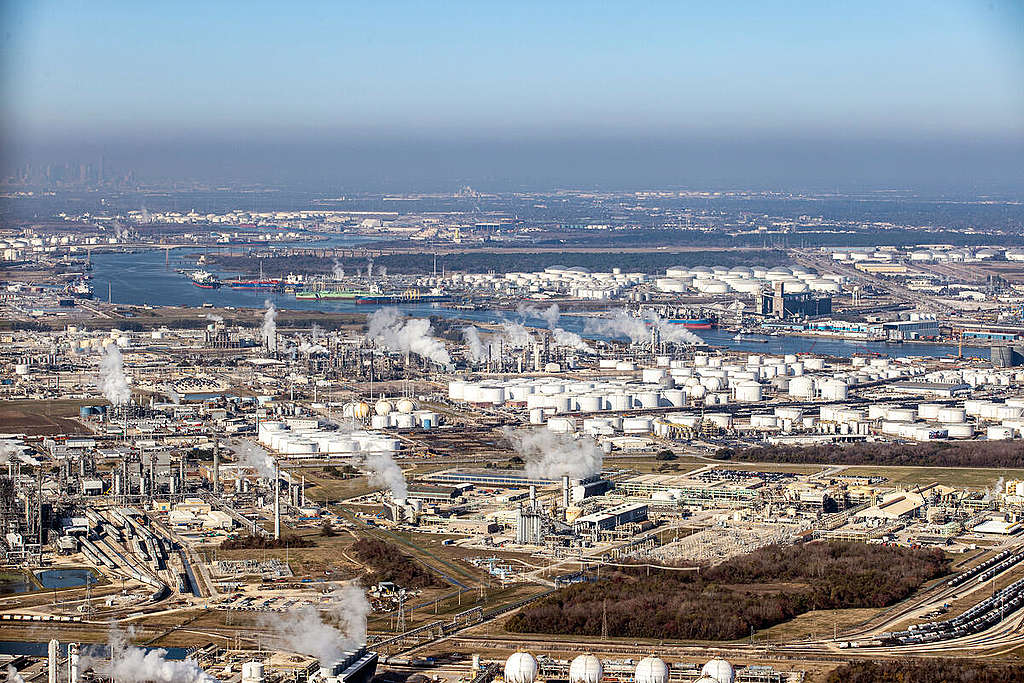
[366, 308, 451, 367]
[6, 666, 26, 683]
[503, 427, 603, 480]
[311, 323, 322, 341]
[517, 302, 561, 329]
[646, 310, 704, 344]
[500, 320, 533, 348]
[297, 335, 329, 355]
[235, 440, 276, 480]
[0, 441, 22, 465]
[205, 313, 223, 323]
[262, 298, 278, 351]
[84, 627, 215, 683]
[552, 327, 596, 353]
[356, 267, 362, 278]
[361, 450, 408, 500]
[332, 259, 345, 280]
[583, 309, 702, 345]
[366, 258, 374, 279]
[462, 326, 488, 363]
[97, 344, 131, 406]
[379, 266, 388, 278]
[583, 309, 648, 344]
[263, 583, 370, 668]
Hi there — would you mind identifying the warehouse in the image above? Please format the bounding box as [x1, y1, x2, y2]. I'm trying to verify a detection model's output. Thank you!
[573, 503, 648, 532]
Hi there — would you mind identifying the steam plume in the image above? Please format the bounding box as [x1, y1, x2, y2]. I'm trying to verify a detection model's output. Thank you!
[366, 309, 451, 367]
[503, 427, 603, 479]
[85, 627, 215, 683]
[500, 320, 533, 349]
[235, 441, 276, 479]
[518, 302, 561, 329]
[6, 666, 25, 683]
[462, 326, 488, 363]
[262, 299, 277, 351]
[332, 259, 345, 279]
[361, 450, 408, 499]
[264, 583, 370, 668]
[552, 327, 596, 353]
[583, 309, 702, 345]
[98, 344, 131, 406]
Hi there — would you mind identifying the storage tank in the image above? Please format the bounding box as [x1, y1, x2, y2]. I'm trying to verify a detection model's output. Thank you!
[634, 657, 669, 683]
[705, 413, 733, 429]
[547, 418, 576, 433]
[819, 380, 848, 401]
[375, 400, 394, 416]
[397, 399, 416, 414]
[622, 417, 653, 433]
[917, 403, 942, 421]
[504, 653, 538, 683]
[789, 376, 815, 398]
[569, 655, 603, 683]
[700, 658, 735, 683]
[945, 423, 975, 439]
[636, 391, 661, 408]
[987, 426, 1013, 440]
[735, 382, 763, 402]
[529, 408, 546, 425]
[937, 407, 966, 423]
[578, 395, 602, 413]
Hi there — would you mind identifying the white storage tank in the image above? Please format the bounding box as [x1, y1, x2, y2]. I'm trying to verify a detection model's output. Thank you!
[504, 653, 538, 683]
[987, 426, 1013, 440]
[735, 382, 763, 402]
[547, 417, 576, 433]
[705, 413, 733, 429]
[375, 400, 394, 416]
[917, 403, 942, 421]
[945, 423, 975, 439]
[634, 657, 669, 683]
[529, 408, 546, 425]
[622, 417, 653, 433]
[789, 376, 816, 398]
[936, 407, 966, 423]
[569, 655, 603, 683]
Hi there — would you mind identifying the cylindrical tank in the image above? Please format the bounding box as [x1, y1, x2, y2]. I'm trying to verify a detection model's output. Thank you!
[937, 407, 966, 423]
[735, 382, 763, 402]
[529, 408, 546, 425]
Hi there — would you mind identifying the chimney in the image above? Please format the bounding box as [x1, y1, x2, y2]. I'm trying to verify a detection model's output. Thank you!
[68, 643, 80, 683]
[561, 476, 571, 508]
[48, 639, 59, 683]
[274, 465, 281, 540]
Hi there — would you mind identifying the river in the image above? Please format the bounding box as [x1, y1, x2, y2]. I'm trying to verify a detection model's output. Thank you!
[88, 250, 987, 359]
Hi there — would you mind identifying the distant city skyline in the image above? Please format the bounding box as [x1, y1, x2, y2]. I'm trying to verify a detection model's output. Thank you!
[2, 1, 1023, 193]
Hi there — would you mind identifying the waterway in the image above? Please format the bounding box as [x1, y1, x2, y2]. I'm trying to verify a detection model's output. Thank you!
[89, 250, 988, 359]
[0, 641, 188, 659]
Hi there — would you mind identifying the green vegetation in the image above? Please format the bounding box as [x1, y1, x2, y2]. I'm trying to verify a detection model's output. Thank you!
[506, 542, 948, 641]
[717, 441, 1024, 469]
[352, 537, 444, 588]
[825, 659, 1024, 683]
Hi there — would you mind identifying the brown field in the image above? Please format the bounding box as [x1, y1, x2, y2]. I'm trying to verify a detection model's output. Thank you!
[0, 399, 100, 435]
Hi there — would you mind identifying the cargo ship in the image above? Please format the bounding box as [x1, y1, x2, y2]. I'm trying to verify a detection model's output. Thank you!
[227, 278, 283, 291]
[295, 289, 375, 300]
[666, 317, 714, 329]
[355, 288, 451, 305]
[190, 270, 221, 289]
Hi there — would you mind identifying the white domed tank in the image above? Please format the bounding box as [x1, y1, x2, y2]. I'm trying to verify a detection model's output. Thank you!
[569, 654, 603, 683]
[397, 398, 416, 414]
[504, 652, 538, 683]
[375, 400, 394, 416]
[352, 402, 371, 419]
[735, 381, 763, 402]
[700, 658, 735, 683]
[634, 657, 668, 683]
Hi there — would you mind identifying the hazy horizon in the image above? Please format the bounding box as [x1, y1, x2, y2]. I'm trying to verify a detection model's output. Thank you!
[3, 1, 1023, 194]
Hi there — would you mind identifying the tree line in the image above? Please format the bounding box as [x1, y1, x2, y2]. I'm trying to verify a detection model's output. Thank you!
[505, 542, 948, 642]
[352, 537, 443, 589]
[826, 658, 1024, 683]
[716, 440, 1024, 469]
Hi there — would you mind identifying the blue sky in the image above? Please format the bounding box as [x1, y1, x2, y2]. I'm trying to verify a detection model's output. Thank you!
[2, 2, 1023, 191]
[4, 1, 1022, 138]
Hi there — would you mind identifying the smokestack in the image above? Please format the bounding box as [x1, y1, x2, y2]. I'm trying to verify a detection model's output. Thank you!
[561, 475, 570, 508]
[300, 474, 305, 507]
[67, 643, 79, 683]
[213, 438, 220, 491]
[274, 465, 281, 540]
[529, 485, 537, 504]
[48, 639, 59, 683]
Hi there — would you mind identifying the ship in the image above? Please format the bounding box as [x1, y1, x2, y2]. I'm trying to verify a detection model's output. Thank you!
[295, 289, 375, 300]
[69, 281, 94, 299]
[666, 317, 714, 329]
[355, 288, 451, 305]
[190, 270, 221, 289]
[227, 279, 283, 291]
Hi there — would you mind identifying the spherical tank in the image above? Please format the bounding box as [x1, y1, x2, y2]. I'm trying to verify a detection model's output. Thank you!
[504, 653, 538, 683]
[700, 658, 735, 683]
[569, 654, 603, 683]
[397, 398, 416, 414]
[634, 657, 668, 683]
[375, 400, 394, 416]
[352, 402, 371, 419]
